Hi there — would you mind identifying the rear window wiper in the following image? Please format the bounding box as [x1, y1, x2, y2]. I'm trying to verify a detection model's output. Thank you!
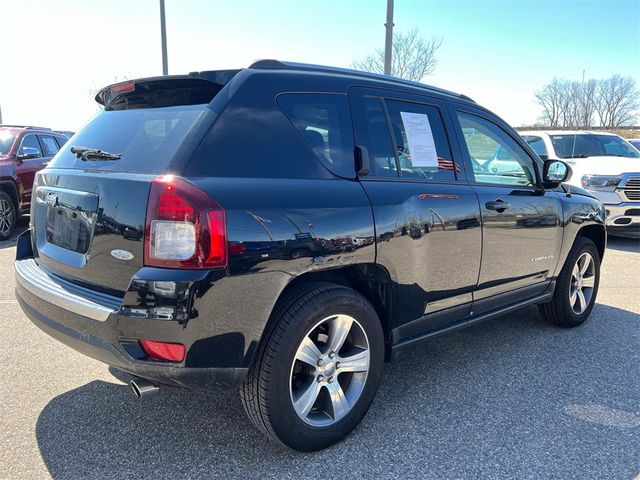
[70, 146, 122, 161]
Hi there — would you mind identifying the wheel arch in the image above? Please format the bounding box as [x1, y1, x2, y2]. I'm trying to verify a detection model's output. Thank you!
[576, 224, 606, 260]
[0, 181, 19, 211]
[269, 263, 395, 360]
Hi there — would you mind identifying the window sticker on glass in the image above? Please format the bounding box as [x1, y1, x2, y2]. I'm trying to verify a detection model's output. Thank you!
[399, 111, 438, 167]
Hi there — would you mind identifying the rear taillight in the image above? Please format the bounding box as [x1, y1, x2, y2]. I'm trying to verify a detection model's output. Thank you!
[144, 175, 227, 269]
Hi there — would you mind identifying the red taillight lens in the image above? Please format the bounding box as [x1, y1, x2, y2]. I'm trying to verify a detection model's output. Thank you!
[157, 188, 195, 222]
[206, 211, 226, 264]
[144, 175, 227, 269]
[139, 339, 185, 362]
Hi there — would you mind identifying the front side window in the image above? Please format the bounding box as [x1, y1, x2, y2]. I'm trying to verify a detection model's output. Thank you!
[39, 135, 60, 157]
[277, 94, 355, 178]
[385, 100, 457, 181]
[457, 112, 536, 187]
[19, 134, 42, 158]
[525, 135, 548, 157]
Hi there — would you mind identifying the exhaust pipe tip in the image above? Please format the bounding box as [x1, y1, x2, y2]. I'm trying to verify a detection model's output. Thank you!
[130, 378, 160, 398]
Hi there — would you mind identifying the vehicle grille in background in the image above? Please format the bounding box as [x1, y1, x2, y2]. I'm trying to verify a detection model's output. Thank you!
[622, 176, 640, 201]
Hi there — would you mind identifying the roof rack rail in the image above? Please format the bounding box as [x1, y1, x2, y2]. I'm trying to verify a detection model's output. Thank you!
[249, 59, 474, 103]
[0, 124, 52, 130]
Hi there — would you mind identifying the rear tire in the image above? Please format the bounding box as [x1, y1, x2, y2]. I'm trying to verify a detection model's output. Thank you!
[240, 282, 384, 451]
[540, 237, 600, 327]
[0, 191, 17, 241]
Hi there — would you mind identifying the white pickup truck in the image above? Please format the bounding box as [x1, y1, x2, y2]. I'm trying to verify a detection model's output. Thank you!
[519, 131, 640, 238]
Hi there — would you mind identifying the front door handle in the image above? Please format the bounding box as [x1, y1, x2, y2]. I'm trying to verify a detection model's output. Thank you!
[485, 200, 510, 212]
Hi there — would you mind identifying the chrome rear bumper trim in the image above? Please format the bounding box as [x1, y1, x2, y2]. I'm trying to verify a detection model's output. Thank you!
[15, 258, 121, 322]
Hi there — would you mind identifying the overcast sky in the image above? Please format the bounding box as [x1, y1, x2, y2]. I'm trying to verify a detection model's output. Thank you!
[2, 0, 639, 131]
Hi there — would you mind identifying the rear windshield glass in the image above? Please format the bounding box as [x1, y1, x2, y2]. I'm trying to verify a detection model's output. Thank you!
[0, 130, 16, 156]
[48, 104, 209, 173]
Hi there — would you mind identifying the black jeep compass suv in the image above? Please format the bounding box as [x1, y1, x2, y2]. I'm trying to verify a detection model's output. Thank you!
[15, 60, 606, 451]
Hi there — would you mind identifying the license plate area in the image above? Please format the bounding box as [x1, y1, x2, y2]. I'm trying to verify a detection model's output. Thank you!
[34, 186, 99, 267]
[46, 206, 94, 254]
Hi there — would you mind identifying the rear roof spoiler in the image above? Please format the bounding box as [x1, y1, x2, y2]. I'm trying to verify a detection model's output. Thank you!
[95, 70, 241, 110]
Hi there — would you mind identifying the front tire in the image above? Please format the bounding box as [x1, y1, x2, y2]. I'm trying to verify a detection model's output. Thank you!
[240, 283, 384, 451]
[540, 237, 601, 327]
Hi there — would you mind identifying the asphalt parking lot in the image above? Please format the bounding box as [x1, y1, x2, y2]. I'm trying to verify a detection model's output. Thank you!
[1, 218, 638, 479]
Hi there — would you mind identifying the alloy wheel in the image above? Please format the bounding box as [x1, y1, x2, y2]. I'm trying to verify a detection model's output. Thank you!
[289, 314, 370, 427]
[570, 252, 596, 315]
[0, 198, 14, 235]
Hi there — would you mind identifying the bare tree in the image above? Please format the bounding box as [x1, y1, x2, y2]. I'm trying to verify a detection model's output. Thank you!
[352, 28, 443, 82]
[596, 75, 640, 127]
[580, 79, 598, 127]
[535, 75, 639, 128]
[534, 78, 565, 127]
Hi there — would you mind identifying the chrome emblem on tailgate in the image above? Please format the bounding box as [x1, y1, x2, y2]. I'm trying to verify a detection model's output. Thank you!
[110, 249, 134, 261]
[45, 193, 58, 207]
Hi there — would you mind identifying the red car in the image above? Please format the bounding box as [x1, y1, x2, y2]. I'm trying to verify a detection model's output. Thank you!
[0, 126, 69, 240]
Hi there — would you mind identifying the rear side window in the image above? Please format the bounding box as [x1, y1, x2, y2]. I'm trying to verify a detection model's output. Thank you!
[361, 97, 398, 177]
[39, 135, 60, 156]
[278, 94, 355, 178]
[55, 136, 68, 148]
[48, 105, 208, 173]
[384, 100, 457, 181]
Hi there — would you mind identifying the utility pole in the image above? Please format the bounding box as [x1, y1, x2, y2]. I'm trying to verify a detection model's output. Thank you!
[384, 0, 394, 75]
[159, 0, 169, 75]
[0, 104, 3, 124]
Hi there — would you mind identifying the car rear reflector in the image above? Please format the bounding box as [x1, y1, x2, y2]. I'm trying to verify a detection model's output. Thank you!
[139, 340, 185, 362]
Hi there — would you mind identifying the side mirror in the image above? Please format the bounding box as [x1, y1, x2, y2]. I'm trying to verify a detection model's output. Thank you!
[542, 159, 571, 188]
[17, 147, 40, 161]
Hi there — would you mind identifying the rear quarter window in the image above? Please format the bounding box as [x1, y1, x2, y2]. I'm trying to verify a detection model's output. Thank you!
[277, 94, 355, 178]
[184, 91, 332, 180]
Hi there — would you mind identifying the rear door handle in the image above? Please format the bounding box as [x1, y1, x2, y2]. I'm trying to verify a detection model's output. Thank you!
[485, 200, 510, 212]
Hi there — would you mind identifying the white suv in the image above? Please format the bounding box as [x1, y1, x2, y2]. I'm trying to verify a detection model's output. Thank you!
[520, 131, 640, 238]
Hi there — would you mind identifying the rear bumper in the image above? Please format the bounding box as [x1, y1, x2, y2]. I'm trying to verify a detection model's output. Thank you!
[14, 230, 253, 390]
[15, 289, 247, 389]
[604, 203, 640, 237]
